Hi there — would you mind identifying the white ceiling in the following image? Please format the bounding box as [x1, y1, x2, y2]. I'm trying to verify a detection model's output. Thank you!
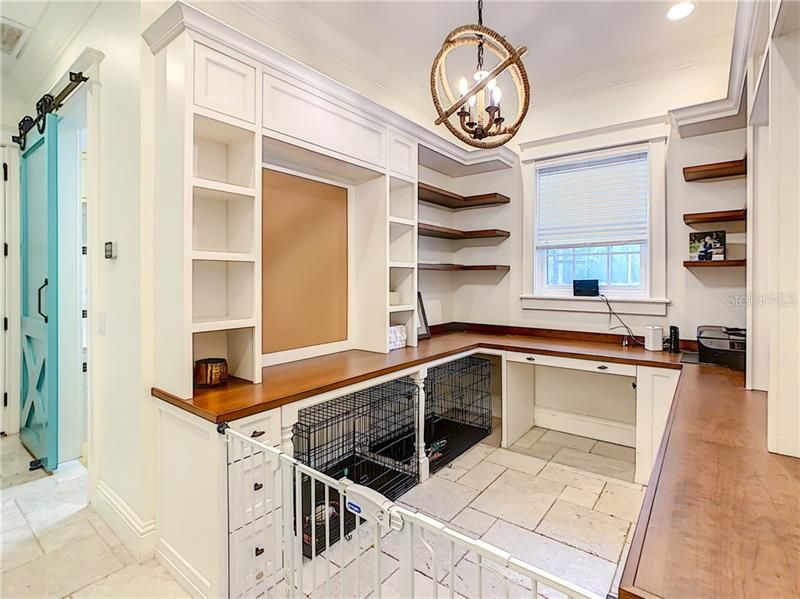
[298, 1, 737, 103]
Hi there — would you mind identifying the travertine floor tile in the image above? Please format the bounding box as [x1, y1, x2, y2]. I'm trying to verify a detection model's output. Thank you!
[399, 477, 479, 521]
[540, 430, 597, 452]
[449, 507, 497, 537]
[485, 448, 548, 476]
[536, 500, 628, 562]
[514, 427, 547, 448]
[433, 464, 467, 482]
[591, 441, 636, 464]
[558, 486, 599, 509]
[1, 523, 43, 573]
[381, 524, 469, 581]
[456, 460, 506, 491]
[72, 559, 190, 598]
[594, 482, 645, 523]
[537, 463, 607, 494]
[309, 548, 398, 598]
[551, 447, 634, 482]
[470, 469, 562, 530]
[449, 444, 494, 470]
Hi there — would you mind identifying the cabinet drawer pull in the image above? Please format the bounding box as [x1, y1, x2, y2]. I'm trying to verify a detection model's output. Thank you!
[254, 482, 263, 491]
[254, 546, 264, 557]
[250, 430, 266, 438]
[526, 356, 536, 362]
[597, 365, 608, 370]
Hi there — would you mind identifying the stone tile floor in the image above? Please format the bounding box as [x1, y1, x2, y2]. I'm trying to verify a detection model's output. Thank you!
[394, 423, 643, 598]
[0, 435, 188, 598]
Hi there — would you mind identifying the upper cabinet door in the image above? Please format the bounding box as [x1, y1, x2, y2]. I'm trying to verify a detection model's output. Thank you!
[194, 43, 256, 124]
[263, 74, 387, 168]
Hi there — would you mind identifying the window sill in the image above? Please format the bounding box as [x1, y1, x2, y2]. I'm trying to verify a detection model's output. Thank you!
[520, 294, 670, 316]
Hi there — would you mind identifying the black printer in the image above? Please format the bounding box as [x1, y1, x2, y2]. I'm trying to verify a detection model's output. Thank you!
[697, 326, 746, 371]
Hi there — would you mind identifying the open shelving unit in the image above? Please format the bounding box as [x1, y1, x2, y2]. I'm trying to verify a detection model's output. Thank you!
[682, 159, 747, 182]
[683, 209, 747, 225]
[418, 182, 510, 210]
[387, 177, 418, 349]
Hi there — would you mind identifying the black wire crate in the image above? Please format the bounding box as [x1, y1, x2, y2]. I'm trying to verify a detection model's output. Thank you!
[425, 356, 493, 473]
[293, 377, 420, 557]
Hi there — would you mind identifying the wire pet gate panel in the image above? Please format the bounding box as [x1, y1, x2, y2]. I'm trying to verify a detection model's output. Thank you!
[293, 377, 419, 556]
[425, 356, 492, 473]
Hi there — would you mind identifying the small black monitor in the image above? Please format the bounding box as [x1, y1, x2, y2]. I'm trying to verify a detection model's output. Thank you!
[573, 279, 599, 297]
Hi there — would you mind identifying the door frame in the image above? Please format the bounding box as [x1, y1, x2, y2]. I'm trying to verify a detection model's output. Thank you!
[2, 48, 103, 487]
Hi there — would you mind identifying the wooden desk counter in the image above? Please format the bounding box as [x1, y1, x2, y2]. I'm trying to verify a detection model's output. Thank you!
[620, 365, 800, 599]
[151, 331, 680, 423]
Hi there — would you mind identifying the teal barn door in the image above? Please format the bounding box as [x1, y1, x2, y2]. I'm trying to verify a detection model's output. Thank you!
[19, 114, 60, 471]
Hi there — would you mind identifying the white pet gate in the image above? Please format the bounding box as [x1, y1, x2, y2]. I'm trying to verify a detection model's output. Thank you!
[225, 427, 601, 599]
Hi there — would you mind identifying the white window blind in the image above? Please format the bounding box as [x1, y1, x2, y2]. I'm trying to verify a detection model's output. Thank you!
[536, 151, 649, 249]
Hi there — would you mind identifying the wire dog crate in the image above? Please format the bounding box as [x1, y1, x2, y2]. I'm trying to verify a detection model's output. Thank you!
[425, 356, 493, 473]
[293, 377, 419, 556]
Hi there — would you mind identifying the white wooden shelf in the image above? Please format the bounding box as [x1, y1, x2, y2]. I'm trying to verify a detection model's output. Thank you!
[389, 261, 416, 269]
[388, 216, 416, 227]
[388, 304, 415, 313]
[192, 177, 255, 197]
[192, 251, 256, 262]
[192, 318, 256, 333]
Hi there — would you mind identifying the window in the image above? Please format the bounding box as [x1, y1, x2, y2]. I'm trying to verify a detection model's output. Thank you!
[534, 150, 650, 297]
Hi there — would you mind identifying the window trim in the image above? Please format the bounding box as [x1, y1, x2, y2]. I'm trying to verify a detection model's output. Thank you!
[521, 136, 668, 314]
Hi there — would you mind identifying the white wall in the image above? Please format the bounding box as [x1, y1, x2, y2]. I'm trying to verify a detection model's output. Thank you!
[421, 129, 747, 343]
[1, 1, 158, 559]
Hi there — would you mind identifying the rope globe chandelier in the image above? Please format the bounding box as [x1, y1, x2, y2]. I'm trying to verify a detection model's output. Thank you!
[430, 0, 531, 149]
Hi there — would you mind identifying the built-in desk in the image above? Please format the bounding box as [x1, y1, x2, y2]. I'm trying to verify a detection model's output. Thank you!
[151, 331, 800, 598]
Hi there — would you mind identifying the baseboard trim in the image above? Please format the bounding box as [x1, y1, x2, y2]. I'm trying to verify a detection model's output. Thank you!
[155, 537, 213, 598]
[534, 407, 636, 448]
[93, 480, 157, 563]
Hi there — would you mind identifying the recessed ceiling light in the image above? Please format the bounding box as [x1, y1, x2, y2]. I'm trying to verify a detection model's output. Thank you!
[667, 2, 695, 21]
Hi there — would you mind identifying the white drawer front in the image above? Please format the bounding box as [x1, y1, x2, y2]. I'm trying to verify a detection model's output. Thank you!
[228, 409, 281, 464]
[229, 516, 280, 598]
[194, 43, 256, 123]
[505, 351, 637, 378]
[228, 455, 282, 532]
[388, 132, 417, 177]
[263, 74, 386, 167]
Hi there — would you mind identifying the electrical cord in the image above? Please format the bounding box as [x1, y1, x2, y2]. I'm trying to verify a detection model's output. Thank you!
[599, 294, 644, 347]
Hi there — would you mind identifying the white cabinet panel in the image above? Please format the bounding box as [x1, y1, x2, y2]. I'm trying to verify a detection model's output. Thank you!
[505, 351, 637, 378]
[388, 132, 417, 177]
[263, 74, 387, 167]
[635, 366, 681, 484]
[229, 516, 277, 598]
[194, 43, 256, 123]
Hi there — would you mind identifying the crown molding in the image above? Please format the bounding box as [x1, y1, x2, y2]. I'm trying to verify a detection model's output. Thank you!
[141, 1, 517, 175]
[669, 0, 758, 138]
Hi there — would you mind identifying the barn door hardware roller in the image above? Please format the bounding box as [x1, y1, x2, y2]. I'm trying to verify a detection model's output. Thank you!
[12, 72, 89, 150]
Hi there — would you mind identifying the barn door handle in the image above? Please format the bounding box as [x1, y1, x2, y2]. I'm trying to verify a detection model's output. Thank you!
[37, 278, 48, 323]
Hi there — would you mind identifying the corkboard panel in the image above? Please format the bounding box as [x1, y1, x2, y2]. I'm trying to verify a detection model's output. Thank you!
[262, 169, 348, 354]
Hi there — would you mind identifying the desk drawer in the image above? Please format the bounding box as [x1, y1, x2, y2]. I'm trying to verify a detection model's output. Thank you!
[228, 409, 281, 464]
[505, 351, 636, 378]
[228, 454, 282, 532]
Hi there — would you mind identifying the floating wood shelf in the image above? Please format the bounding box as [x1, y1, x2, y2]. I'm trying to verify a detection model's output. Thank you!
[683, 209, 747, 225]
[683, 259, 746, 269]
[683, 160, 746, 182]
[419, 263, 510, 272]
[418, 223, 510, 240]
[418, 182, 510, 210]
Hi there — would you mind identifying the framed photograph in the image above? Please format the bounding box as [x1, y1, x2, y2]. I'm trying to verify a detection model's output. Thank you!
[417, 292, 431, 340]
[689, 230, 726, 261]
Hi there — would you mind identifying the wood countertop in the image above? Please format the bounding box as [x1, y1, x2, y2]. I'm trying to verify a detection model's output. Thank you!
[620, 365, 800, 599]
[151, 331, 680, 423]
[150, 330, 800, 597]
